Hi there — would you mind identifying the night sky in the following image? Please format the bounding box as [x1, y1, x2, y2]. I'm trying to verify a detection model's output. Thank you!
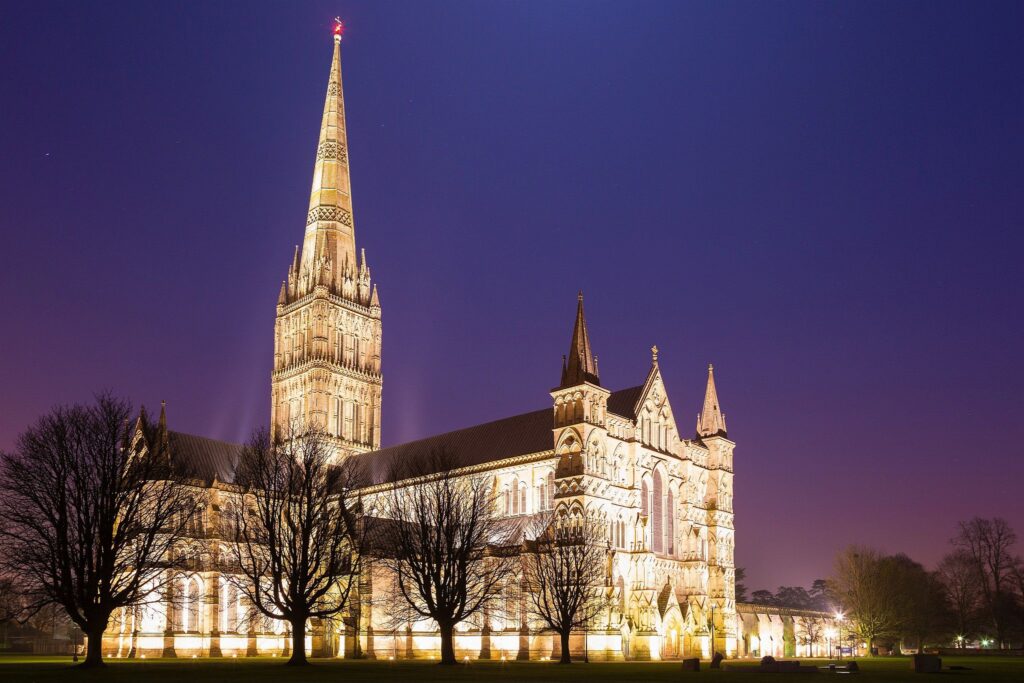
[2, 2, 1021, 592]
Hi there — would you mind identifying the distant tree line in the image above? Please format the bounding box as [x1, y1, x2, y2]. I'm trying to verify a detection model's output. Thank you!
[741, 517, 1024, 652]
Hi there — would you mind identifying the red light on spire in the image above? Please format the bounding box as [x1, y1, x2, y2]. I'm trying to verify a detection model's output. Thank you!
[333, 17, 344, 37]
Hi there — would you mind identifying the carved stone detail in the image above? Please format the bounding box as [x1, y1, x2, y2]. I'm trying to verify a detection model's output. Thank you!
[306, 206, 353, 227]
[316, 140, 348, 164]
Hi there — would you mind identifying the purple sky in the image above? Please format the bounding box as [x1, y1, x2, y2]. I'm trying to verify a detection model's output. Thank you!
[2, 2, 1022, 592]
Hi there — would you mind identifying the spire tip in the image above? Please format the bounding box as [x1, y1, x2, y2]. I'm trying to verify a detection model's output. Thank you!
[332, 17, 344, 43]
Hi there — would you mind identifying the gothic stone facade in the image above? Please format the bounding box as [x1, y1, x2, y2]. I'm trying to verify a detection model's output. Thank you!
[100, 32, 837, 661]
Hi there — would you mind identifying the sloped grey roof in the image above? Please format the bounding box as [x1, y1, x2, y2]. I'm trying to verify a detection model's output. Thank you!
[163, 385, 643, 488]
[606, 385, 643, 420]
[356, 409, 554, 485]
[356, 386, 643, 486]
[168, 431, 242, 484]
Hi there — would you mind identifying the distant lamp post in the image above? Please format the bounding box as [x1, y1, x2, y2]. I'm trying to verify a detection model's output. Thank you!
[834, 612, 845, 660]
[955, 634, 964, 649]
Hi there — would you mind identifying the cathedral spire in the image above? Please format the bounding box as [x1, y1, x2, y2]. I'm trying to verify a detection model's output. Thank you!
[560, 291, 600, 388]
[697, 363, 728, 438]
[299, 22, 358, 295]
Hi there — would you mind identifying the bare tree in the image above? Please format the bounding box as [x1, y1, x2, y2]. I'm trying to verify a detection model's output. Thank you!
[377, 451, 514, 665]
[0, 394, 198, 667]
[828, 546, 904, 655]
[796, 618, 825, 656]
[954, 518, 1017, 647]
[522, 514, 610, 664]
[937, 550, 981, 644]
[229, 426, 366, 666]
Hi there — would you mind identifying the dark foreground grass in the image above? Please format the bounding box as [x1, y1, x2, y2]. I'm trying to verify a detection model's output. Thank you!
[1, 655, 1022, 683]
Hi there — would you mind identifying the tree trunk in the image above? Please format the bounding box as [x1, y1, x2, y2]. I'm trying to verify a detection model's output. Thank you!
[287, 618, 307, 666]
[438, 622, 456, 665]
[81, 623, 106, 668]
[559, 629, 572, 664]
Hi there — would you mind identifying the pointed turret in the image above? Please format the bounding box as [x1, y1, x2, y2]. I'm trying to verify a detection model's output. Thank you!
[370, 283, 380, 308]
[299, 26, 358, 296]
[696, 364, 728, 438]
[278, 280, 288, 305]
[560, 291, 600, 388]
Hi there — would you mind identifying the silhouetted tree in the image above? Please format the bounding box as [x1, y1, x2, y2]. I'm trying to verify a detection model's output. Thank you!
[0, 395, 198, 667]
[774, 586, 813, 610]
[937, 550, 982, 644]
[954, 518, 1017, 647]
[523, 515, 610, 663]
[750, 589, 775, 605]
[888, 554, 950, 651]
[809, 579, 832, 611]
[377, 451, 515, 664]
[230, 426, 366, 666]
[734, 567, 749, 603]
[829, 546, 905, 655]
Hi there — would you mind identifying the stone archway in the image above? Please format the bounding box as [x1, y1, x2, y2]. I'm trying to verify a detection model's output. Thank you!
[660, 604, 685, 660]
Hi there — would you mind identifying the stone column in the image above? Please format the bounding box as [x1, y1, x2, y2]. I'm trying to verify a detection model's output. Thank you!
[162, 578, 177, 658]
[246, 627, 259, 657]
[479, 624, 491, 660]
[516, 625, 530, 661]
[126, 606, 140, 658]
[207, 573, 222, 657]
[365, 626, 376, 659]
[405, 626, 414, 659]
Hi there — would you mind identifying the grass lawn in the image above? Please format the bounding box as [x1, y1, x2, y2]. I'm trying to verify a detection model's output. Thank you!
[1, 655, 1022, 682]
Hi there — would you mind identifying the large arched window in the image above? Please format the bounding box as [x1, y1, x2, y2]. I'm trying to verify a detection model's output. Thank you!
[652, 470, 664, 553]
[183, 577, 201, 633]
[667, 488, 675, 555]
[222, 581, 238, 633]
[519, 483, 527, 514]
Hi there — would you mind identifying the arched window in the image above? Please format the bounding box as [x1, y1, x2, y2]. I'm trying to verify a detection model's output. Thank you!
[504, 488, 511, 516]
[547, 472, 555, 509]
[667, 488, 675, 555]
[520, 484, 527, 514]
[641, 479, 650, 517]
[222, 581, 238, 633]
[331, 397, 341, 437]
[183, 577, 200, 633]
[652, 470, 664, 553]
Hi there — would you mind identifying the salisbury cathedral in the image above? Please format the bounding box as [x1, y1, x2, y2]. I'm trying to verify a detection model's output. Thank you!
[102, 32, 835, 661]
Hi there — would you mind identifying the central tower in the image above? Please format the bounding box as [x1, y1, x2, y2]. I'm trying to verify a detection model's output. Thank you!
[271, 26, 382, 455]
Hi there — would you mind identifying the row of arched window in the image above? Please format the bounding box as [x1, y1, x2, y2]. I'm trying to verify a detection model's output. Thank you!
[504, 472, 555, 515]
[641, 470, 676, 555]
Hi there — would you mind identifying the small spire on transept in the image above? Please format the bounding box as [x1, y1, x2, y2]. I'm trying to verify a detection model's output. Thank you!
[157, 400, 170, 457]
[370, 283, 380, 308]
[278, 280, 288, 305]
[696, 363, 728, 438]
[560, 291, 600, 388]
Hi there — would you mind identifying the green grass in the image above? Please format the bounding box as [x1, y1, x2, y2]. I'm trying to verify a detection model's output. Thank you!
[0, 655, 1022, 682]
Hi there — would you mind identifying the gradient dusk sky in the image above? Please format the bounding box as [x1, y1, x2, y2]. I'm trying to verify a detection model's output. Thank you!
[1, 1, 1021, 592]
